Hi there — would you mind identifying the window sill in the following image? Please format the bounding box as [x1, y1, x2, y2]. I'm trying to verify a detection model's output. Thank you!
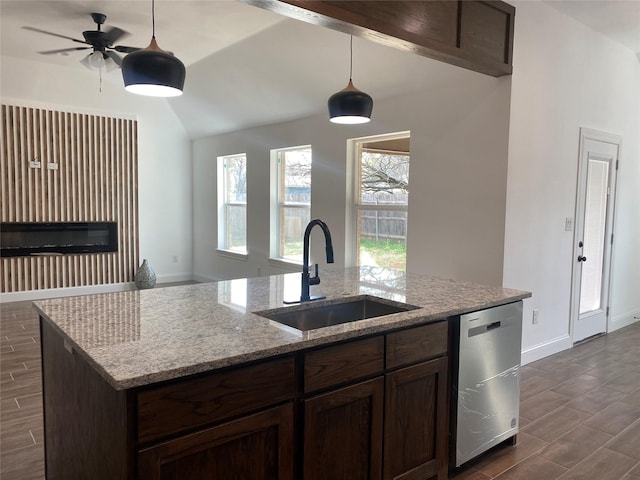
[217, 249, 248, 261]
[268, 257, 302, 270]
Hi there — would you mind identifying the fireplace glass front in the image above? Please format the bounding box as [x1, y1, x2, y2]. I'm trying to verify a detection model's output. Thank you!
[1, 222, 118, 257]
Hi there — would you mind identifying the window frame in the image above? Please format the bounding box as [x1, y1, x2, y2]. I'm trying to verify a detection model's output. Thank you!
[269, 145, 312, 265]
[346, 131, 410, 269]
[217, 153, 248, 257]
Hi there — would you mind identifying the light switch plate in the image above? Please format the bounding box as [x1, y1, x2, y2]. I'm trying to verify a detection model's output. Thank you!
[565, 217, 573, 231]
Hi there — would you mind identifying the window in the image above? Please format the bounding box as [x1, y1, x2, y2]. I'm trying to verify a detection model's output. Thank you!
[347, 132, 410, 270]
[270, 146, 312, 263]
[217, 153, 247, 254]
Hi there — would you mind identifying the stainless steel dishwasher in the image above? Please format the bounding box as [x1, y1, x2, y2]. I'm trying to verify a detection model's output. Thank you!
[450, 301, 523, 467]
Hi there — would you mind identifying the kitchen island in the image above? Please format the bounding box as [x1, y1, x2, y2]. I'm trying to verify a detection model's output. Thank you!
[35, 267, 530, 480]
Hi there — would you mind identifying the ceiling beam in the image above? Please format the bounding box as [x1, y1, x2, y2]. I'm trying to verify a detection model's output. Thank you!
[243, 0, 514, 77]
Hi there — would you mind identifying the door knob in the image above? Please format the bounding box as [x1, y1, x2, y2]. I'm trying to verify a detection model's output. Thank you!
[578, 255, 587, 262]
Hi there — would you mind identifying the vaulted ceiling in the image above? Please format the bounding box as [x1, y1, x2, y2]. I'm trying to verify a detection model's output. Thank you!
[1, 1, 638, 138]
[544, 0, 640, 56]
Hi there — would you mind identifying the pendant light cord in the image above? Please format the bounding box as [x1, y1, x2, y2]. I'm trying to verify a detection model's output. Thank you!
[151, 0, 156, 38]
[349, 35, 353, 81]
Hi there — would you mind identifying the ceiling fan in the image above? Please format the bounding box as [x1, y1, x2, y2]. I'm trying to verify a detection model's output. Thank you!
[23, 12, 141, 71]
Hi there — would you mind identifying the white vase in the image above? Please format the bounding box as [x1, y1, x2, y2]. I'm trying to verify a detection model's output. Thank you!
[135, 259, 156, 289]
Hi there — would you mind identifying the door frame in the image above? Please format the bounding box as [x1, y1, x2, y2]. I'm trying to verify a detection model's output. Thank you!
[569, 127, 621, 343]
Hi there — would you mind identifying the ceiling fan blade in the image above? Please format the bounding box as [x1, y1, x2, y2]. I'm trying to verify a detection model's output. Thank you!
[39, 47, 91, 55]
[102, 26, 128, 45]
[113, 45, 141, 54]
[22, 26, 88, 45]
[105, 51, 122, 67]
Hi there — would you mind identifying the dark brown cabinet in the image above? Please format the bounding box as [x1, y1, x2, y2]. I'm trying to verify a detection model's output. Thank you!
[302, 336, 385, 479]
[384, 358, 449, 480]
[42, 315, 450, 480]
[301, 320, 449, 480]
[135, 357, 297, 480]
[137, 356, 296, 444]
[138, 403, 294, 480]
[304, 378, 384, 480]
[385, 320, 449, 480]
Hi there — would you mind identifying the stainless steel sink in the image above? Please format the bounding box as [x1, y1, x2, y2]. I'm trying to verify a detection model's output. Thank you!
[255, 295, 419, 331]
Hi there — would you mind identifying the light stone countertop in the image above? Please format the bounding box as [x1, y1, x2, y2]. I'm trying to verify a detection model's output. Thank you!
[34, 267, 531, 390]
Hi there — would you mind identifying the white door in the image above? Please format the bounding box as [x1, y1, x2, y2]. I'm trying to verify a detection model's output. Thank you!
[571, 128, 620, 344]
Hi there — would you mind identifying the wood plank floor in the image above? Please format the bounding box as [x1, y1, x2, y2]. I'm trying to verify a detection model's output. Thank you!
[1, 301, 44, 480]
[1, 299, 639, 479]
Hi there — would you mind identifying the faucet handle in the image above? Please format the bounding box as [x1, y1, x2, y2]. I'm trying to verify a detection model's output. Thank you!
[309, 264, 321, 286]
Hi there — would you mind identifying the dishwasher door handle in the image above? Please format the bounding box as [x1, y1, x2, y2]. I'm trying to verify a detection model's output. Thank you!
[468, 320, 502, 337]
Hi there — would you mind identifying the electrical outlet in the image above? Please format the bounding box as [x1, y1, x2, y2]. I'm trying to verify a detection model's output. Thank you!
[29, 160, 41, 169]
[172, 256, 178, 263]
[565, 217, 573, 231]
[532, 309, 539, 325]
[47, 163, 58, 170]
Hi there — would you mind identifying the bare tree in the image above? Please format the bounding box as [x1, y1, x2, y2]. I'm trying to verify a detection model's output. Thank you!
[361, 152, 409, 194]
[225, 155, 247, 201]
[277, 150, 409, 195]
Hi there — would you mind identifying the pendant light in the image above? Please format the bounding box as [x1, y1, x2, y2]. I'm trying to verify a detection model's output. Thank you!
[121, 0, 185, 97]
[328, 35, 373, 124]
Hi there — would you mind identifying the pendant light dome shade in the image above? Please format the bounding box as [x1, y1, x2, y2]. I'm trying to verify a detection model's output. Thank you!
[121, 0, 185, 97]
[122, 38, 185, 97]
[328, 80, 373, 124]
[328, 35, 373, 124]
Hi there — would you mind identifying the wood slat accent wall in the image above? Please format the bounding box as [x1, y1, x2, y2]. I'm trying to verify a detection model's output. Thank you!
[1, 104, 138, 293]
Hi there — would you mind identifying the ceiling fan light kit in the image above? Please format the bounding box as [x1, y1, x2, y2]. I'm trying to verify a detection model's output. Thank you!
[80, 51, 119, 72]
[82, 51, 105, 69]
[328, 35, 373, 124]
[121, 0, 185, 97]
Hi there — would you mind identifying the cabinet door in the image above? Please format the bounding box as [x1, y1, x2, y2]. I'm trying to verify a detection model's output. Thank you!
[138, 403, 294, 480]
[384, 357, 448, 480]
[304, 377, 384, 480]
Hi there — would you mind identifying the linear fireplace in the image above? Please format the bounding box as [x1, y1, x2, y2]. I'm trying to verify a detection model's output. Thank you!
[1, 222, 118, 257]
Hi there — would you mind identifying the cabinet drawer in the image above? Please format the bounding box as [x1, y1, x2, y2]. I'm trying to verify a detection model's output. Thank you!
[304, 336, 384, 393]
[138, 356, 295, 444]
[386, 321, 448, 369]
[138, 403, 294, 480]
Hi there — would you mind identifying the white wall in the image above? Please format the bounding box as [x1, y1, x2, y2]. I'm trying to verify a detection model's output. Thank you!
[0, 56, 193, 286]
[192, 62, 512, 286]
[504, 1, 640, 363]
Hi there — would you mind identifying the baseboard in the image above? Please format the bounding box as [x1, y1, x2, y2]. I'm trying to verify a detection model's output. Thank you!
[0, 283, 136, 303]
[193, 273, 223, 283]
[521, 334, 573, 365]
[155, 272, 195, 284]
[609, 310, 640, 332]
